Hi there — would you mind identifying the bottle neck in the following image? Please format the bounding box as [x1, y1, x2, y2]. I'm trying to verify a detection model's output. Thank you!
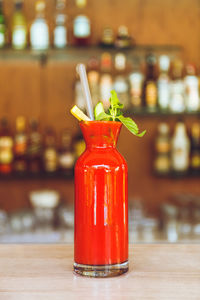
[36, 11, 45, 19]
[80, 121, 122, 149]
[15, 2, 23, 12]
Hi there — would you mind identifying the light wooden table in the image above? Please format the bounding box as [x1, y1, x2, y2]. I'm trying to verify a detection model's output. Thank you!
[0, 244, 200, 300]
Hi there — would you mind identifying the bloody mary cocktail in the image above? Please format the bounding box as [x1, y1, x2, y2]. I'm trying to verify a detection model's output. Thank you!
[74, 121, 128, 277]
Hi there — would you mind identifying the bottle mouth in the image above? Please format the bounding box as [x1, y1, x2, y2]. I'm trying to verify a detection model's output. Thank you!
[80, 120, 122, 133]
[80, 121, 122, 148]
[81, 120, 121, 125]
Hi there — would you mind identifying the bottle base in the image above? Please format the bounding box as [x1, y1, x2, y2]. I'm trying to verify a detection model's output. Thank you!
[74, 260, 128, 278]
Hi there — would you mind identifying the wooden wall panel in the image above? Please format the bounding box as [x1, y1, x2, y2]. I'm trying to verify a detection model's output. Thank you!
[42, 61, 78, 134]
[0, 0, 200, 213]
[0, 61, 41, 128]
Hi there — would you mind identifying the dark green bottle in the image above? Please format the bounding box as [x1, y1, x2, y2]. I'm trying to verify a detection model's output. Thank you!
[0, 0, 6, 48]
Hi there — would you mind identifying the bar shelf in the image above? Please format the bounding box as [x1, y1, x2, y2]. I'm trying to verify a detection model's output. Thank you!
[154, 170, 200, 179]
[126, 108, 200, 117]
[0, 171, 74, 181]
[0, 44, 182, 62]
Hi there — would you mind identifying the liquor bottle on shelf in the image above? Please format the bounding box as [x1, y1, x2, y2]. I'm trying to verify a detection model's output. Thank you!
[171, 121, 190, 174]
[129, 58, 144, 109]
[75, 0, 87, 8]
[100, 26, 114, 48]
[169, 59, 185, 113]
[190, 123, 200, 173]
[28, 119, 42, 174]
[143, 53, 158, 111]
[99, 52, 113, 110]
[0, 118, 13, 175]
[30, 0, 49, 51]
[113, 52, 129, 109]
[58, 129, 75, 176]
[43, 127, 58, 173]
[0, 0, 6, 48]
[54, 0, 67, 49]
[73, 0, 91, 46]
[11, 0, 27, 50]
[184, 64, 200, 112]
[154, 123, 171, 175]
[115, 25, 132, 49]
[13, 116, 28, 174]
[157, 55, 171, 111]
[87, 57, 100, 106]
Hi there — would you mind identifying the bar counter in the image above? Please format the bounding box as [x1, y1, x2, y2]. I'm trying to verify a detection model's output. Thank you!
[0, 244, 200, 299]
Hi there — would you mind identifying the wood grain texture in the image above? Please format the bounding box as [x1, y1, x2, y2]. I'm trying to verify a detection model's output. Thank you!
[0, 244, 200, 299]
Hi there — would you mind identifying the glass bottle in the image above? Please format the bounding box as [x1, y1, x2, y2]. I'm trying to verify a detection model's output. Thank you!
[113, 53, 129, 109]
[28, 119, 42, 174]
[115, 25, 132, 49]
[54, 0, 67, 49]
[74, 121, 128, 277]
[0, 118, 13, 175]
[169, 59, 185, 113]
[30, 0, 49, 51]
[99, 52, 113, 110]
[171, 122, 190, 174]
[100, 26, 114, 48]
[154, 122, 171, 175]
[157, 55, 170, 111]
[73, 0, 90, 46]
[75, 0, 87, 8]
[129, 58, 144, 110]
[11, 0, 27, 50]
[43, 127, 58, 173]
[143, 53, 158, 111]
[190, 122, 200, 173]
[14, 116, 28, 174]
[87, 57, 100, 106]
[184, 64, 200, 112]
[73, 15, 91, 46]
[0, 0, 6, 49]
[58, 129, 75, 176]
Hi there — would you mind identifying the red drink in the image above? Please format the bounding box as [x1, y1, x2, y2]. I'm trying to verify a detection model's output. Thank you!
[74, 121, 128, 277]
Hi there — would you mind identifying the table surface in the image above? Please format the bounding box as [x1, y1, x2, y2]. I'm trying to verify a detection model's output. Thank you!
[0, 244, 200, 300]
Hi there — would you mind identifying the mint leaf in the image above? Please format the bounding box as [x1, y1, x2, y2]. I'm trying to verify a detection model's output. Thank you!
[94, 102, 111, 121]
[118, 115, 146, 137]
[110, 90, 121, 108]
[94, 102, 105, 119]
[93, 90, 146, 138]
[136, 130, 146, 137]
[108, 90, 124, 120]
[95, 111, 111, 121]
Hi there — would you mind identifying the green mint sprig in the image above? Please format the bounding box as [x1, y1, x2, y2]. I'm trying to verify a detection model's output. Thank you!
[94, 90, 146, 137]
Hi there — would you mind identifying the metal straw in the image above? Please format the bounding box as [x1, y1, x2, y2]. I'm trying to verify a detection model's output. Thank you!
[76, 63, 94, 120]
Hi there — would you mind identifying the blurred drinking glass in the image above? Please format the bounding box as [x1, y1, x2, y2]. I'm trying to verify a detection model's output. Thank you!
[162, 204, 179, 243]
[0, 210, 8, 235]
[29, 189, 60, 232]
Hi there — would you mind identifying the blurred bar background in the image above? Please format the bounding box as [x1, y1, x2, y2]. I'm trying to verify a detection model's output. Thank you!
[0, 0, 200, 243]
